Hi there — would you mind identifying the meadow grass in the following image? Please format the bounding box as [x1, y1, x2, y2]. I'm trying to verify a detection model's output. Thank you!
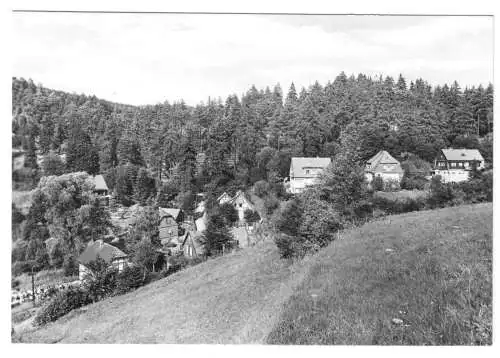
[266, 203, 492, 345]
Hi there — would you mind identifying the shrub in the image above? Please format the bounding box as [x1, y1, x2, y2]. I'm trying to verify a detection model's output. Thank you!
[274, 234, 306, 259]
[372, 175, 384, 191]
[115, 265, 145, 295]
[34, 287, 92, 326]
[273, 198, 303, 237]
[383, 178, 401, 192]
[219, 203, 239, 225]
[253, 180, 270, 198]
[81, 256, 118, 303]
[428, 176, 455, 208]
[11, 261, 34, 276]
[264, 194, 280, 217]
[244, 209, 261, 224]
[63, 254, 79, 277]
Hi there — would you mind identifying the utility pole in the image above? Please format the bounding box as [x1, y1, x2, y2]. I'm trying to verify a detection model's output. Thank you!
[31, 265, 36, 306]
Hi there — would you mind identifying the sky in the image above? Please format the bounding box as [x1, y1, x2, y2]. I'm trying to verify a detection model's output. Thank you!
[12, 13, 493, 106]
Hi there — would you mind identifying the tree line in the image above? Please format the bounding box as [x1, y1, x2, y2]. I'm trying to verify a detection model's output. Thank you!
[12, 74, 493, 203]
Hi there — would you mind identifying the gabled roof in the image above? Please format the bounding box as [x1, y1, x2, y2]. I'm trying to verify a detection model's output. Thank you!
[290, 157, 331, 178]
[441, 148, 484, 162]
[229, 190, 254, 207]
[78, 240, 127, 266]
[159, 208, 182, 220]
[218, 192, 232, 204]
[181, 231, 205, 255]
[93, 175, 109, 192]
[366, 151, 404, 174]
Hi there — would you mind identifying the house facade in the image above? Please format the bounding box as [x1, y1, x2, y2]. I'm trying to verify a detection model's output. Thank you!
[364, 150, 404, 183]
[159, 208, 184, 241]
[433, 148, 485, 183]
[182, 231, 204, 259]
[77, 240, 129, 281]
[92, 174, 110, 205]
[229, 190, 255, 223]
[288, 157, 332, 194]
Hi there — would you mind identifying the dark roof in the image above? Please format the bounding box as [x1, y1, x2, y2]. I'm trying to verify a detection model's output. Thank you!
[78, 240, 127, 265]
[159, 208, 182, 220]
[441, 148, 484, 162]
[290, 157, 331, 178]
[366, 150, 404, 174]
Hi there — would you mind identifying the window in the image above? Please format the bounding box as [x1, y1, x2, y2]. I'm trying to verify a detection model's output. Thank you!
[239, 203, 243, 208]
[305, 169, 310, 175]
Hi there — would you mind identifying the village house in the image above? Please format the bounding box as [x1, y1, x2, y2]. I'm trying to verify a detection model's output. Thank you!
[229, 190, 256, 224]
[364, 150, 404, 184]
[77, 239, 129, 281]
[288, 157, 332, 194]
[92, 174, 110, 206]
[159, 208, 184, 242]
[181, 231, 204, 259]
[433, 148, 485, 183]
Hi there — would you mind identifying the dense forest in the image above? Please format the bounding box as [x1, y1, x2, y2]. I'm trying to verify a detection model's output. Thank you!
[12, 73, 494, 208]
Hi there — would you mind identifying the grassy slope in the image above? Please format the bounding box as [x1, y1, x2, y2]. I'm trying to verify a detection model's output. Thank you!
[266, 203, 492, 345]
[18, 242, 310, 343]
[17, 203, 492, 344]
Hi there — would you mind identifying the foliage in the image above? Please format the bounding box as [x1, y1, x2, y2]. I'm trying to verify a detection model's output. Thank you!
[263, 194, 280, 217]
[134, 167, 156, 205]
[244, 209, 261, 224]
[219, 203, 239, 226]
[372, 176, 384, 191]
[81, 256, 118, 303]
[273, 198, 302, 237]
[34, 287, 92, 326]
[63, 254, 79, 277]
[128, 205, 160, 248]
[41, 152, 65, 176]
[132, 238, 161, 273]
[115, 265, 145, 295]
[253, 180, 270, 198]
[200, 214, 234, 257]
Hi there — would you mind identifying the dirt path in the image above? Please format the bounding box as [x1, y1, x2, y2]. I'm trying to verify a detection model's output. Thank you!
[19, 242, 310, 343]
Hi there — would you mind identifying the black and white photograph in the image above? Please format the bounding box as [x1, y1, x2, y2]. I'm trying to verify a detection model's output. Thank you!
[7, 1, 495, 346]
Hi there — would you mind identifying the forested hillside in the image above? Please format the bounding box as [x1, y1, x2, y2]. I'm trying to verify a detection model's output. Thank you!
[12, 74, 493, 203]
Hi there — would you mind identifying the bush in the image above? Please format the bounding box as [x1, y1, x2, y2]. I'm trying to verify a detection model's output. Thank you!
[274, 199, 302, 237]
[219, 203, 239, 225]
[428, 176, 455, 208]
[372, 195, 427, 215]
[264, 194, 280, 217]
[166, 254, 190, 275]
[372, 175, 384, 191]
[115, 265, 145, 295]
[383, 178, 401, 192]
[63, 254, 79, 277]
[244, 209, 261, 224]
[34, 287, 92, 326]
[81, 257, 118, 303]
[274, 234, 306, 259]
[11, 261, 34, 276]
[253, 180, 270, 198]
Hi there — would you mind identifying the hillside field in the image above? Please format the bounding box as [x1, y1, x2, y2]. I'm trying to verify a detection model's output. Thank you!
[14, 203, 492, 344]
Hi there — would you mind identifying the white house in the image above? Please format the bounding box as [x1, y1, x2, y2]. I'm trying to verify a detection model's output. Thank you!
[433, 148, 485, 183]
[364, 150, 405, 183]
[228, 190, 255, 223]
[288, 157, 332, 194]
